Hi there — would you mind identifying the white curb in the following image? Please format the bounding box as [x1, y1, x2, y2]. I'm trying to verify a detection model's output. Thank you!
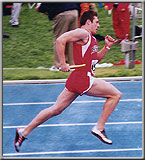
[3, 76, 142, 85]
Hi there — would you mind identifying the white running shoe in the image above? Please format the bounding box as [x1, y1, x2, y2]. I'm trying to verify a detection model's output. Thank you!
[91, 126, 112, 144]
[11, 21, 19, 27]
[49, 66, 59, 71]
[14, 128, 26, 152]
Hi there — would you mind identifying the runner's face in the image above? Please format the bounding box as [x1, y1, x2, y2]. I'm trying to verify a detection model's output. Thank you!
[91, 16, 100, 34]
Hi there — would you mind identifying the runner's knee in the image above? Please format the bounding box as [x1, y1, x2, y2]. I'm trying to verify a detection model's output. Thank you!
[114, 91, 122, 100]
[52, 106, 64, 116]
[118, 91, 122, 99]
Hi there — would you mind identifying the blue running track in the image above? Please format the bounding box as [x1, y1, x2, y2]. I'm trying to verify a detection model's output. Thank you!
[3, 81, 142, 158]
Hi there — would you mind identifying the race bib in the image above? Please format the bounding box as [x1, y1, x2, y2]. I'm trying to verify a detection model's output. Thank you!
[91, 60, 99, 75]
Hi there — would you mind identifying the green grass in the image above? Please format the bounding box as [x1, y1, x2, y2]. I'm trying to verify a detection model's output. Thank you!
[3, 64, 142, 80]
[3, 3, 142, 80]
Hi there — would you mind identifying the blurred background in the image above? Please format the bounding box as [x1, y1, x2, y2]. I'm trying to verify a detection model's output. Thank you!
[2, 2, 142, 80]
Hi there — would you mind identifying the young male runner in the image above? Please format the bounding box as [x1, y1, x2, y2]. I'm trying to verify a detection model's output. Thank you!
[14, 11, 122, 152]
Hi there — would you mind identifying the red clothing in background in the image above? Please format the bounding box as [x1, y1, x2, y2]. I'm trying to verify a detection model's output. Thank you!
[104, 3, 130, 39]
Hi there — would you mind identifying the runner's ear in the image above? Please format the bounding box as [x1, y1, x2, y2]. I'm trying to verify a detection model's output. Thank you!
[86, 19, 91, 25]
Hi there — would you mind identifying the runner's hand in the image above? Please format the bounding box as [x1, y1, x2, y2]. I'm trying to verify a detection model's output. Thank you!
[105, 35, 116, 49]
[60, 63, 70, 72]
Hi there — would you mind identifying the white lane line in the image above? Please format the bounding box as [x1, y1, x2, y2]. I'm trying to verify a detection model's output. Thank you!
[3, 99, 142, 106]
[3, 148, 142, 156]
[3, 121, 142, 129]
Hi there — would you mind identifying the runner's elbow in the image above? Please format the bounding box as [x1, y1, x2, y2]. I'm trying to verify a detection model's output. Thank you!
[56, 37, 61, 45]
[56, 37, 66, 47]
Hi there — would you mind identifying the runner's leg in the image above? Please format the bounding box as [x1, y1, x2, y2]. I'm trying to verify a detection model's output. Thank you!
[85, 78, 122, 130]
[22, 88, 79, 137]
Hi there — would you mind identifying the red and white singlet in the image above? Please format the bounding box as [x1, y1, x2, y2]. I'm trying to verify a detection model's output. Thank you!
[65, 31, 99, 95]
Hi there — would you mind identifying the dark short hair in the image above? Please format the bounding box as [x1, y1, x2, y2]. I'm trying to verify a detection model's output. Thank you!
[80, 11, 98, 26]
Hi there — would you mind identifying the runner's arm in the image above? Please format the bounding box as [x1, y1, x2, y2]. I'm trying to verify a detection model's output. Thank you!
[97, 35, 116, 61]
[56, 29, 89, 72]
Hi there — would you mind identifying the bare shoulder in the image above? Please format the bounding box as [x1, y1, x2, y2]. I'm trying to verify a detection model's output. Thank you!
[74, 28, 89, 36]
[58, 28, 89, 42]
[73, 28, 90, 44]
[69, 28, 89, 42]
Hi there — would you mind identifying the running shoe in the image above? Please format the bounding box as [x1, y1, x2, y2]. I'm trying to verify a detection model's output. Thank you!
[14, 128, 26, 152]
[49, 66, 59, 71]
[91, 126, 112, 144]
[9, 20, 19, 27]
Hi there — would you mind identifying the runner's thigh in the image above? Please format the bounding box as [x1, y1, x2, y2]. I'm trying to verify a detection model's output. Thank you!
[85, 78, 120, 98]
[55, 88, 79, 110]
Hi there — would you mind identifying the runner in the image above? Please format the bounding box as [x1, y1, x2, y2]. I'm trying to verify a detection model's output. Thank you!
[14, 10, 122, 152]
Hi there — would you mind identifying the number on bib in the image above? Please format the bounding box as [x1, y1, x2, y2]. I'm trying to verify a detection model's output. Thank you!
[91, 60, 99, 74]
